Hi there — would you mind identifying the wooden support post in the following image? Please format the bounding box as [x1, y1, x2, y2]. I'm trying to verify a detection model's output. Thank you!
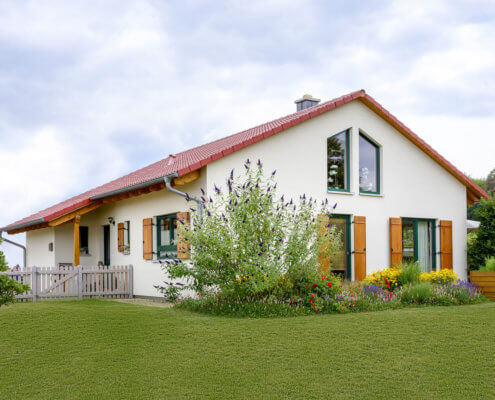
[73, 215, 80, 267]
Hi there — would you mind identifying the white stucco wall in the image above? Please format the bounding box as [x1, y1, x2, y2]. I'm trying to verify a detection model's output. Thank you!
[26, 228, 55, 266]
[206, 100, 468, 279]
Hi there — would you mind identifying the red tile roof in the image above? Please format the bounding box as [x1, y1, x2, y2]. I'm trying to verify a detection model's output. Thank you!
[2, 89, 488, 232]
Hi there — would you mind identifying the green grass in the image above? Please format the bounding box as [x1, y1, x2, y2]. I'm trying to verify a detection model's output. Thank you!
[1, 301, 495, 399]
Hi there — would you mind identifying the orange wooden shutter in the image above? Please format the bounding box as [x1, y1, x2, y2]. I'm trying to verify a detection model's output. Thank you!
[440, 220, 453, 269]
[389, 217, 402, 267]
[117, 222, 124, 252]
[143, 218, 153, 260]
[354, 216, 366, 280]
[176, 212, 191, 259]
[317, 214, 330, 273]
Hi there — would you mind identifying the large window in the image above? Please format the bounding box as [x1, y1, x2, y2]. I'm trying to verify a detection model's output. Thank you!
[327, 130, 350, 191]
[402, 218, 436, 272]
[359, 133, 380, 194]
[157, 214, 178, 259]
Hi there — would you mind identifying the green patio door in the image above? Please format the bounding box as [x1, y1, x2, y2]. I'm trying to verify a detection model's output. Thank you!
[328, 215, 351, 280]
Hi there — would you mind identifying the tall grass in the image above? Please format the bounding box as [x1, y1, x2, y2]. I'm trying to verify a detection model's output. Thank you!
[399, 261, 421, 285]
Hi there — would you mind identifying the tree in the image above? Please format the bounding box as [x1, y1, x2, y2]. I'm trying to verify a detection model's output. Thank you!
[468, 197, 495, 269]
[0, 240, 30, 306]
[487, 168, 495, 195]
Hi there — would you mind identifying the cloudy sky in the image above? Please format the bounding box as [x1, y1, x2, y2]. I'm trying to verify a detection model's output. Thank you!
[1, 0, 494, 265]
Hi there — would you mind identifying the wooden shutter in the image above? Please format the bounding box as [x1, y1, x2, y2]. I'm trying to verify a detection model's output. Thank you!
[390, 217, 402, 267]
[317, 214, 330, 273]
[117, 222, 124, 252]
[143, 218, 153, 260]
[354, 216, 366, 280]
[440, 220, 453, 269]
[176, 212, 191, 259]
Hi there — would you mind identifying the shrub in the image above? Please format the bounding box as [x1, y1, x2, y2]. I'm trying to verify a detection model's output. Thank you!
[400, 282, 435, 304]
[420, 269, 458, 284]
[363, 268, 401, 290]
[399, 261, 421, 286]
[0, 240, 30, 306]
[432, 281, 487, 305]
[468, 197, 495, 269]
[159, 159, 340, 301]
[479, 256, 495, 271]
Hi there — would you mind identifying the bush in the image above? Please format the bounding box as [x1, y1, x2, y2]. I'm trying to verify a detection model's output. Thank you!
[468, 197, 495, 269]
[159, 159, 340, 301]
[400, 282, 435, 304]
[431, 281, 487, 305]
[419, 269, 458, 284]
[480, 256, 495, 271]
[0, 240, 30, 306]
[363, 267, 401, 290]
[399, 261, 421, 286]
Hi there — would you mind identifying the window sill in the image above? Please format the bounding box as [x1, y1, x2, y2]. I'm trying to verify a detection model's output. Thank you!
[327, 190, 354, 196]
[80, 253, 92, 257]
[359, 192, 384, 197]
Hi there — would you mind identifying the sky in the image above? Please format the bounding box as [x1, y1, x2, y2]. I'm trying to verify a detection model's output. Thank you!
[1, 0, 494, 266]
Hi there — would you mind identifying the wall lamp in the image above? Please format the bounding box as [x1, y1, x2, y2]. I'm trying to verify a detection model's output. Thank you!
[108, 217, 115, 226]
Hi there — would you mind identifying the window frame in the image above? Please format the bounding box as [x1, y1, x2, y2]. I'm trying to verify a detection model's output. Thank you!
[123, 220, 130, 255]
[358, 132, 381, 195]
[156, 213, 178, 259]
[401, 217, 437, 271]
[328, 214, 352, 280]
[79, 226, 89, 255]
[327, 129, 351, 193]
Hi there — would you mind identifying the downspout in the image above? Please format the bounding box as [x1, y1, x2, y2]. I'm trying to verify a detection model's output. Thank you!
[164, 173, 203, 223]
[0, 230, 27, 268]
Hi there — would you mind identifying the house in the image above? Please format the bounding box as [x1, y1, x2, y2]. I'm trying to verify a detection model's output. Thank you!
[1, 90, 488, 298]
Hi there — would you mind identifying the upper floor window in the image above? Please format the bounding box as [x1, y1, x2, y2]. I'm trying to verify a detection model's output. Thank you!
[359, 133, 380, 194]
[327, 130, 350, 192]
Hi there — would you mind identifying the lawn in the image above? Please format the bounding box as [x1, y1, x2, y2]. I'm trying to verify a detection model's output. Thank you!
[1, 301, 494, 400]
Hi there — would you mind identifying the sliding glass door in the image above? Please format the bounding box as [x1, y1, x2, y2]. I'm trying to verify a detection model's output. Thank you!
[402, 218, 436, 272]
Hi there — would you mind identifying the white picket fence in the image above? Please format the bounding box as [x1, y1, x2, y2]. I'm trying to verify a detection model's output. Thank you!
[6, 265, 133, 301]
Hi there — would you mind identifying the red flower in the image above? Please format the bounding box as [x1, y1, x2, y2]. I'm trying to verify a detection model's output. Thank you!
[306, 284, 309, 288]
[350, 293, 353, 297]
[311, 293, 315, 298]
[312, 283, 318, 288]
[327, 282, 333, 288]
[315, 308, 319, 312]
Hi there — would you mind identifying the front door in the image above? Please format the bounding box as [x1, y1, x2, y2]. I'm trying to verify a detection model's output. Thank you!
[103, 225, 110, 266]
[328, 214, 351, 280]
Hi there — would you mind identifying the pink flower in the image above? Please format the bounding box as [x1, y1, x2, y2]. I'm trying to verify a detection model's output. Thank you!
[311, 293, 315, 298]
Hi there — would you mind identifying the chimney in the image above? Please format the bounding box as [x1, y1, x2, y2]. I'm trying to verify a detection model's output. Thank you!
[294, 94, 320, 112]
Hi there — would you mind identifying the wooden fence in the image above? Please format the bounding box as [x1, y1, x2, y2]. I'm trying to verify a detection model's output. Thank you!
[470, 271, 495, 301]
[5, 265, 133, 301]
